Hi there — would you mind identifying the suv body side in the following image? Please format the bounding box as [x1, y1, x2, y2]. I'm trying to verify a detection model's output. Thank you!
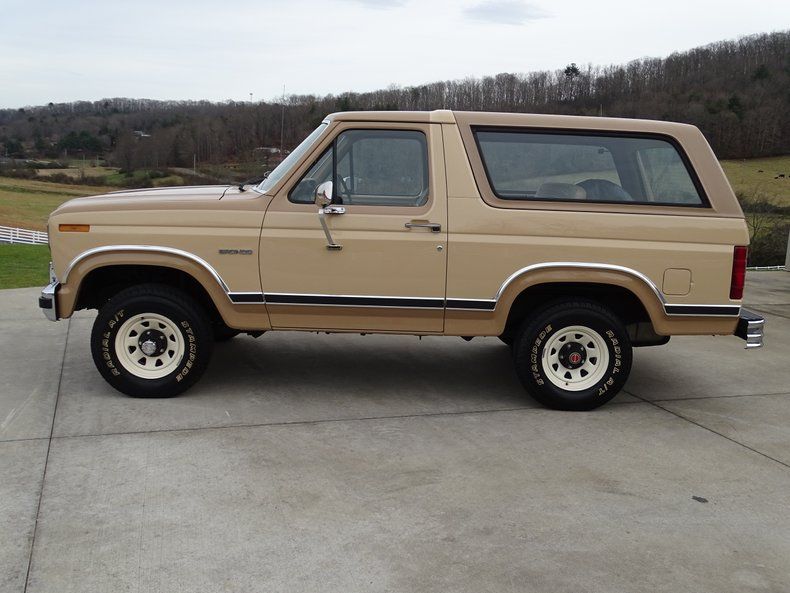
[47, 109, 748, 340]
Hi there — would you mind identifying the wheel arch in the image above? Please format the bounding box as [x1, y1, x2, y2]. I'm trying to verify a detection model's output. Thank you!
[496, 263, 666, 334]
[57, 247, 232, 325]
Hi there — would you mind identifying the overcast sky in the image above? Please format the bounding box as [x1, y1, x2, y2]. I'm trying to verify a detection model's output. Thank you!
[1, 0, 788, 108]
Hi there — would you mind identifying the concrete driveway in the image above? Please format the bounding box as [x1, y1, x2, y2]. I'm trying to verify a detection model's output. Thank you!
[1, 272, 789, 593]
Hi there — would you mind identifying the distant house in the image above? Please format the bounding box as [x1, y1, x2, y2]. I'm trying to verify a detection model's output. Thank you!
[133, 130, 151, 138]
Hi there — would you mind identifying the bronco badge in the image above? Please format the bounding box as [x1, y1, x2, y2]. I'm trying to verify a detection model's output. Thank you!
[218, 249, 253, 255]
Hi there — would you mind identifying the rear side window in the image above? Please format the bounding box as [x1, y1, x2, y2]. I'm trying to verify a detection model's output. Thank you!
[474, 129, 705, 206]
[636, 145, 701, 203]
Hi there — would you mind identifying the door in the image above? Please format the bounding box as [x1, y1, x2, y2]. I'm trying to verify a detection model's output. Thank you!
[259, 122, 448, 332]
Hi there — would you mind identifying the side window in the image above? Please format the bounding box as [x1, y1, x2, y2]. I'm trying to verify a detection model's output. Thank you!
[289, 129, 429, 206]
[335, 130, 429, 206]
[289, 148, 332, 204]
[637, 145, 702, 204]
[474, 129, 704, 206]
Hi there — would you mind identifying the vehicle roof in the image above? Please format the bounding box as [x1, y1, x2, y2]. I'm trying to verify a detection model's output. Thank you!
[326, 109, 699, 135]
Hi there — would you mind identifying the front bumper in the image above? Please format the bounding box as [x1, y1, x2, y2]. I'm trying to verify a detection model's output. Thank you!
[735, 308, 764, 348]
[39, 262, 59, 322]
[39, 281, 59, 321]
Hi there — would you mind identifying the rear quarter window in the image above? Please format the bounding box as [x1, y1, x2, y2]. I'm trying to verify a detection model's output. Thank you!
[474, 129, 706, 207]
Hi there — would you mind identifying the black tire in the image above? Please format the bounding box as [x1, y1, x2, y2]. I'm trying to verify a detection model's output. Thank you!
[213, 323, 241, 342]
[512, 299, 632, 411]
[90, 283, 213, 398]
[498, 329, 515, 347]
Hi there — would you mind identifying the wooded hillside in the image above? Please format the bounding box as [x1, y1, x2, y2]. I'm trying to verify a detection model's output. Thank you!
[1, 31, 787, 169]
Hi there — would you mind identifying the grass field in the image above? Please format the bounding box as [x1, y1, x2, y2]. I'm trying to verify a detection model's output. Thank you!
[0, 177, 116, 230]
[36, 166, 118, 180]
[720, 156, 790, 205]
[0, 244, 51, 289]
[103, 170, 184, 187]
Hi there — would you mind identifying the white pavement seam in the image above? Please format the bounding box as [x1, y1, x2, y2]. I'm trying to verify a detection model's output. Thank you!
[624, 388, 790, 471]
[22, 317, 71, 593]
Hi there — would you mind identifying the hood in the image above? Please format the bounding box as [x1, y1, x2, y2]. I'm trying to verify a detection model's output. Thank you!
[52, 184, 233, 216]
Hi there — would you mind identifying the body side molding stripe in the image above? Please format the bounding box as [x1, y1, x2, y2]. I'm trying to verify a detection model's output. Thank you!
[445, 299, 497, 311]
[264, 293, 445, 309]
[228, 292, 266, 304]
[227, 292, 741, 316]
[63, 250, 740, 317]
[664, 304, 741, 316]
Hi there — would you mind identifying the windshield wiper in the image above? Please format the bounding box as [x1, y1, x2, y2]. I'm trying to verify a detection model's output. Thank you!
[237, 171, 270, 192]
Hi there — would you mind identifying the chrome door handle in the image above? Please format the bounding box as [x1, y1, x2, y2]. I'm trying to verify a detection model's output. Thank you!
[405, 221, 441, 232]
[323, 205, 346, 215]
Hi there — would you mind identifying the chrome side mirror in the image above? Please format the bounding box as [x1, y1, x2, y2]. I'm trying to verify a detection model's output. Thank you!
[314, 181, 342, 250]
[314, 181, 333, 207]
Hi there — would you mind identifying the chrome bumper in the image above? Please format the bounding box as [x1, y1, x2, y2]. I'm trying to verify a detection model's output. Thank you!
[39, 281, 59, 321]
[735, 309, 764, 349]
[39, 262, 59, 322]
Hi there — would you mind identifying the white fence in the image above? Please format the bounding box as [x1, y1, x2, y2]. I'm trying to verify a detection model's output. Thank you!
[0, 225, 49, 245]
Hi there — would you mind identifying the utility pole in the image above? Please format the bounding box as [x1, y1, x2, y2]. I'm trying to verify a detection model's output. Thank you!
[193, 153, 196, 174]
[279, 84, 286, 157]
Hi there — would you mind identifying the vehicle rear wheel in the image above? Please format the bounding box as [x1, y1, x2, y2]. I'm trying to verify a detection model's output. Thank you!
[512, 299, 632, 411]
[498, 329, 515, 347]
[90, 284, 213, 397]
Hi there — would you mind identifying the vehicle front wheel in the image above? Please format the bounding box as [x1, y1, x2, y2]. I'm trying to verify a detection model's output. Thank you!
[90, 284, 213, 397]
[512, 299, 632, 411]
[213, 323, 241, 342]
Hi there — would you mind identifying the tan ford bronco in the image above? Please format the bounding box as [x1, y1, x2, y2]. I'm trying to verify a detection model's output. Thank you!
[39, 110, 764, 410]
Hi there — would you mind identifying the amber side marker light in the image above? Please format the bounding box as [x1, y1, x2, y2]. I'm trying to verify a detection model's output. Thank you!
[58, 224, 90, 232]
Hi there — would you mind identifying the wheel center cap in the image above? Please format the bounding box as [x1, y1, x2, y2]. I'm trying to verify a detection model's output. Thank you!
[558, 342, 587, 370]
[140, 340, 158, 356]
[138, 329, 167, 357]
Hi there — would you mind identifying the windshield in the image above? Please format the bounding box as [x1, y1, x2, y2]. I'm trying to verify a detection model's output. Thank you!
[257, 122, 328, 192]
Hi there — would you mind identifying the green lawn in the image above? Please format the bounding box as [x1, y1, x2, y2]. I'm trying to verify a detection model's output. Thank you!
[0, 176, 115, 230]
[0, 244, 51, 288]
[720, 155, 790, 205]
[103, 170, 184, 187]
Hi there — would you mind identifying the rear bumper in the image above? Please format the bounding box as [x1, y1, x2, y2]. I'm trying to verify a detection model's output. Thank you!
[735, 309, 764, 348]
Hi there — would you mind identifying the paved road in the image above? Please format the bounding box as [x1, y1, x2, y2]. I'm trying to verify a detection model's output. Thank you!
[1, 272, 789, 593]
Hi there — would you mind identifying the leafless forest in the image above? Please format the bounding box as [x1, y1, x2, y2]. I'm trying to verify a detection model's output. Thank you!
[1, 31, 787, 169]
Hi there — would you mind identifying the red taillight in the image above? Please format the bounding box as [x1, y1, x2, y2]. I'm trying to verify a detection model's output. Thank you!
[730, 246, 747, 300]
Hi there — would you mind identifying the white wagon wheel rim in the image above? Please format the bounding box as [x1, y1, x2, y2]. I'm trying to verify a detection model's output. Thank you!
[114, 313, 185, 379]
[541, 325, 610, 392]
